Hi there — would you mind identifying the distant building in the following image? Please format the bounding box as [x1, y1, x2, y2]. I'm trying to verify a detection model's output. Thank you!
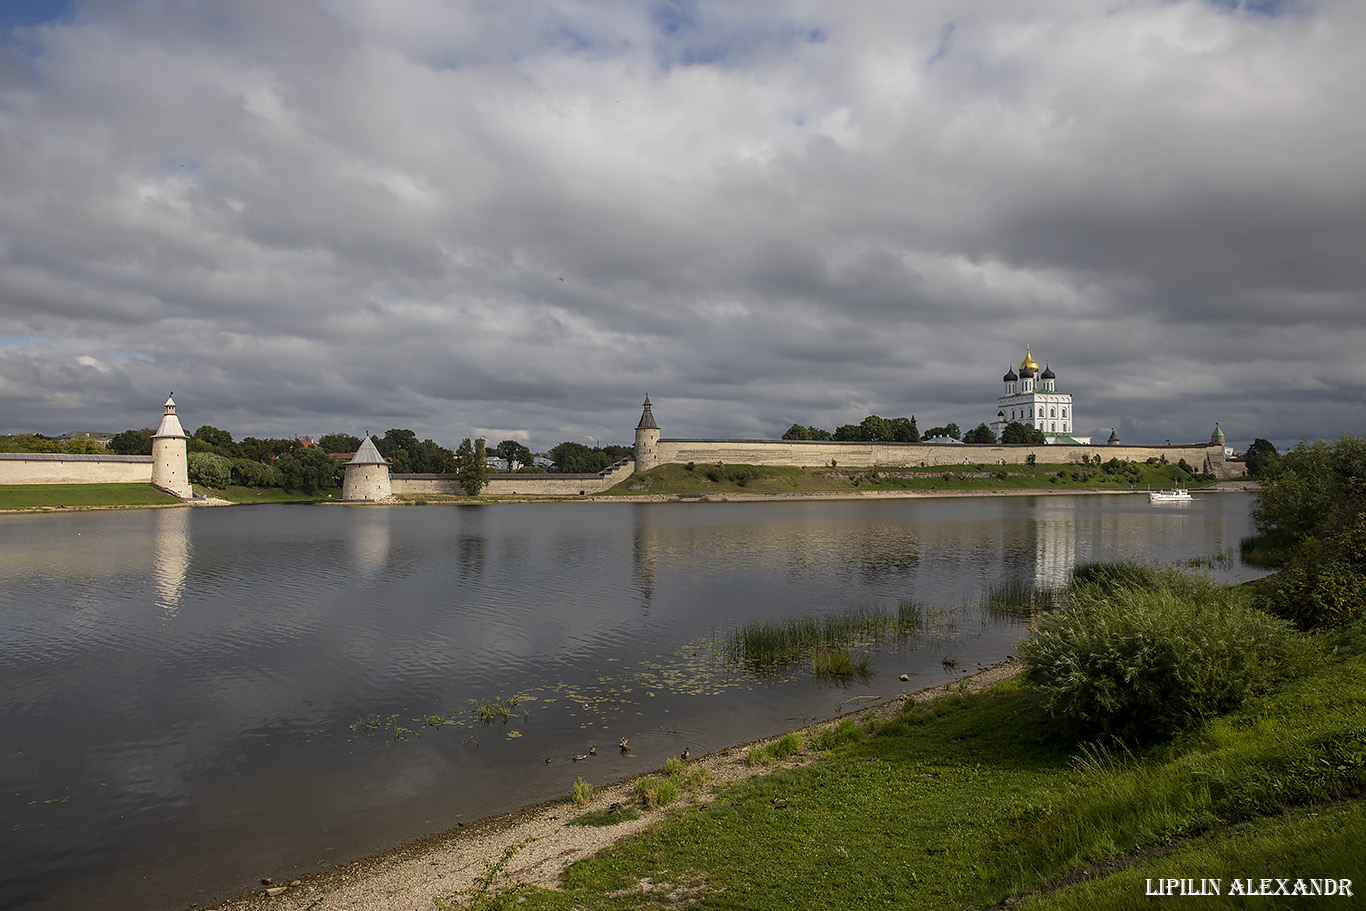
[990, 347, 1091, 445]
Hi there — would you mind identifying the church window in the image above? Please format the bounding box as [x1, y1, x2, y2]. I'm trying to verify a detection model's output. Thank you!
[1050, 408, 1056, 418]
[1062, 408, 1067, 418]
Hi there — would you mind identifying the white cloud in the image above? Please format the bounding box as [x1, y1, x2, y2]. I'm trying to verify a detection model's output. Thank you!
[0, 0, 1361, 450]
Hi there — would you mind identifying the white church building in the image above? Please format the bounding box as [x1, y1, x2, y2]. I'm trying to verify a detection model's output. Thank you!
[991, 346, 1091, 445]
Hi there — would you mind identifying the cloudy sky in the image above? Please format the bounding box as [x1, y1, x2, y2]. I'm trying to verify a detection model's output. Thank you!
[1, 0, 1361, 453]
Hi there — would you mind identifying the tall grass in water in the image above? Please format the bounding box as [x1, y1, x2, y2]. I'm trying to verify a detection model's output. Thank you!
[981, 579, 1058, 618]
[722, 602, 928, 676]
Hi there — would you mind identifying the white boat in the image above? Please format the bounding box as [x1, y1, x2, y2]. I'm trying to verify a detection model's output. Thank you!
[1149, 486, 1193, 503]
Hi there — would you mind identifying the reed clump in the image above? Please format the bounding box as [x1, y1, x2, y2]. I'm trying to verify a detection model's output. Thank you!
[981, 579, 1058, 617]
[722, 601, 928, 676]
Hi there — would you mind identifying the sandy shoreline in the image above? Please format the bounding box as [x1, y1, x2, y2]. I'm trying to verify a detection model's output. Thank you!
[210, 658, 1025, 911]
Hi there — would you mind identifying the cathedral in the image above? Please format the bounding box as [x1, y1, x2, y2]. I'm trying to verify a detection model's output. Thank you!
[991, 347, 1091, 445]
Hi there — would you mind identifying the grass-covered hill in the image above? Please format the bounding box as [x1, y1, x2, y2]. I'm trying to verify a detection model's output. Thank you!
[607, 458, 1208, 497]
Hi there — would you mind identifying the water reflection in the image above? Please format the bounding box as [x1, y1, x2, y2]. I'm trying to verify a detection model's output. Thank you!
[152, 508, 190, 615]
[348, 507, 392, 581]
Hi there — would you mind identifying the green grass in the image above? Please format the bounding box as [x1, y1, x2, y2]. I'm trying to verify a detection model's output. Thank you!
[0, 483, 329, 510]
[0, 483, 184, 509]
[1016, 801, 1366, 910]
[204, 485, 329, 503]
[488, 610, 1366, 911]
[606, 460, 1210, 497]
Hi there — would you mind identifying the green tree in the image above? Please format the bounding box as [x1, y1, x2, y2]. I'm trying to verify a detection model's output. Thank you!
[238, 437, 291, 463]
[963, 423, 996, 444]
[1244, 438, 1279, 476]
[109, 428, 155, 455]
[193, 425, 242, 458]
[1002, 422, 1047, 445]
[455, 438, 490, 495]
[376, 429, 455, 473]
[781, 423, 811, 441]
[890, 416, 920, 442]
[549, 441, 610, 473]
[924, 423, 961, 440]
[1253, 433, 1366, 544]
[496, 439, 534, 471]
[601, 444, 632, 464]
[275, 446, 340, 493]
[318, 433, 362, 454]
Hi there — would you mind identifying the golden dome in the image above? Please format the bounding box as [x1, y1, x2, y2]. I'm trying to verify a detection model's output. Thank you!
[1019, 344, 1039, 373]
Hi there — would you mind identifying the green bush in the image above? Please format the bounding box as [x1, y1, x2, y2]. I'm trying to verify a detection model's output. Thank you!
[230, 458, 282, 487]
[188, 451, 233, 488]
[1021, 569, 1307, 742]
[1254, 541, 1366, 631]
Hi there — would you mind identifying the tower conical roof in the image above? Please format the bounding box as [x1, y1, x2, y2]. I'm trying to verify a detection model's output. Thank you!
[636, 395, 658, 430]
[1019, 345, 1039, 373]
[349, 435, 388, 465]
[152, 394, 187, 440]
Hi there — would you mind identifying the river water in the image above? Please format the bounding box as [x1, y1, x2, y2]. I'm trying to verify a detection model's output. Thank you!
[0, 493, 1259, 910]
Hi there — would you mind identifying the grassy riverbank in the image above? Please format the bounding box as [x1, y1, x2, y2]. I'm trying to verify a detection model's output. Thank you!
[436, 584, 1364, 911]
[0, 482, 184, 510]
[607, 460, 1208, 497]
[0, 482, 327, 511]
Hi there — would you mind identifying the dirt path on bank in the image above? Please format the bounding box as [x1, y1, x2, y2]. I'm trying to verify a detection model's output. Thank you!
[212, 659, 1024, 911]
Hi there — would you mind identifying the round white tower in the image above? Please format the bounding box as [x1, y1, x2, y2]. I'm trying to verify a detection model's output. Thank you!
[634, 395, 660, 471]
[342, 435, 393, 501]
[151, 394, 192, 498]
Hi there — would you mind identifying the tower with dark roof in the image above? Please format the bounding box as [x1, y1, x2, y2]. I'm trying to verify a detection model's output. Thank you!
[633, 396, 661, 471]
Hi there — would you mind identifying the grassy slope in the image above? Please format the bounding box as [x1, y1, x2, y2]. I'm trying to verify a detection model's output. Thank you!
[492, 620, 1365, 911]
[0, 483, 326, 509]
[0, 483, 183, 509]
[605, 461, 1207, 497]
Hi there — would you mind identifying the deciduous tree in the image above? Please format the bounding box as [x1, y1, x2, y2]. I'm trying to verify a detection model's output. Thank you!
[455, 438, 490, 495]
[963, 423, 996, 444]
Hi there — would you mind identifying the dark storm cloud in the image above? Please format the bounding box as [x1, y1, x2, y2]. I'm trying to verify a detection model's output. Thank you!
[0, 0, 1361, 452]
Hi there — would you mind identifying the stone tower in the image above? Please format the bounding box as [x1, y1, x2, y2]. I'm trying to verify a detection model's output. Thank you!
[342, 435, 393, 501]
[151, 394, 192, 498]
[634, 395, 660, 472]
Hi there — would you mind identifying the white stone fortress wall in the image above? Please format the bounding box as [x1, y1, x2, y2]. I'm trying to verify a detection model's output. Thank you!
[652, 439, 1240, 479]
[0, 453, 154, 484]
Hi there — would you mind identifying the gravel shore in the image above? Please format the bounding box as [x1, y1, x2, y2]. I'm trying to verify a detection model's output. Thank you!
[211, 658, 1024, 911]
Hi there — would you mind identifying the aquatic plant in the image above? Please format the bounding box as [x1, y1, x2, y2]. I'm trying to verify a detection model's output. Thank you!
[811, 647, 874, 682]
[981, 579, 1058, 617]
[722, 603, 925, 675]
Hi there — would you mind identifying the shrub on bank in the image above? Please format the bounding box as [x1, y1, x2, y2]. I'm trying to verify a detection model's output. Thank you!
[1253, 513, 1366, 630]
[188, 451, 232, 488]
[1021, 566, 1308, 742]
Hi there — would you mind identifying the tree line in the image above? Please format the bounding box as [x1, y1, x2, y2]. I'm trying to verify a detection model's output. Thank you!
[84, 424, 632, 494]
[781, 415, 1043, 445]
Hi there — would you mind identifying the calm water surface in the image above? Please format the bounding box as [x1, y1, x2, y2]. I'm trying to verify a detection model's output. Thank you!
[0, 494, 1259, 910]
